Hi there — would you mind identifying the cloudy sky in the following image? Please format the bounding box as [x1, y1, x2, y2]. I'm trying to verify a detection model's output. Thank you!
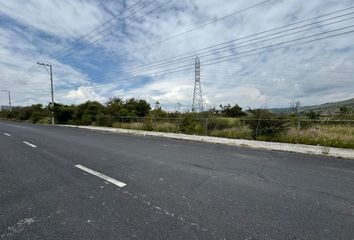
[0, 0, 354, 110]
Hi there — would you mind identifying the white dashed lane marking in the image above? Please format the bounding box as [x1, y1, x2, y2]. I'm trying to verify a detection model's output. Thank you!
[75, 164, 126, 188]
[4, 133, 11, 137]
[23, 141, 38, 148]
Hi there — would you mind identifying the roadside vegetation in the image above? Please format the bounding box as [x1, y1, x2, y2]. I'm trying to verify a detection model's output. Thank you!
[1, 98, 353, 149]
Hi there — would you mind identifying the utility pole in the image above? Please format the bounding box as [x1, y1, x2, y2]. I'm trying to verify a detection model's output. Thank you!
[1, 90, 12, 111]
[192, 56, 204, 112]
[37, 62, 55, 125]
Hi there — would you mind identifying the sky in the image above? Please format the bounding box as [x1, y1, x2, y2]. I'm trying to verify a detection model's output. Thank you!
[0, 0, 354, 110]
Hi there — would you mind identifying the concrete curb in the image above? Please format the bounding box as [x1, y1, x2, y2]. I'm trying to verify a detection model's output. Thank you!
[61, 125, 354, 160]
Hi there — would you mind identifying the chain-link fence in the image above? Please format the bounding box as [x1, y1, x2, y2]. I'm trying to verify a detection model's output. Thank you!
[1, 109, 352, 148]
[71, 115, 354, 148]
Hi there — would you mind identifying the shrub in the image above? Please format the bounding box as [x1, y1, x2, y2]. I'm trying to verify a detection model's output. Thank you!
[219, 104, 246, 117]
[30, 112, 43, 123]
[180, 115, 196, 134]
[247, 109, 288, 139]
[207, 117, 241, 131]
[179, 115, 204, 135]
[37, 117, 52, 124]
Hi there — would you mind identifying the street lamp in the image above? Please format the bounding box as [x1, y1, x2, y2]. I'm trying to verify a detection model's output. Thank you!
[1, 90, 12, 112]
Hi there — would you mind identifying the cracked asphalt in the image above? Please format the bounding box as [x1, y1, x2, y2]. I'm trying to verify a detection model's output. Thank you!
[1, 120, 354, 239]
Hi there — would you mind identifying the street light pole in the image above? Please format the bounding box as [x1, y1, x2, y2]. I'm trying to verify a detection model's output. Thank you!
[1, 90, 12, 112]
[37, 62, 55, 125]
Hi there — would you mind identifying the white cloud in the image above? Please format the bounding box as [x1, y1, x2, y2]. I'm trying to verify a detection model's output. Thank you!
[0, 0, 107, 39]
[62, 86, 106, 104]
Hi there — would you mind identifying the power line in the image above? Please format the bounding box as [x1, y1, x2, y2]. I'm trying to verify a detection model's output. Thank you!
[104, 8, 354, 78]
[103, 16, 354, 81]
[17, 0, 174, 87]
[201, 73, 354, 83]
[131, 0, 272, 52]
[42, 0, 173, 62]
[202, 27, 354, 66]
[15, 0, 149, 85]
[74, 0, 271, 62]
[15, 65, 41, 85]
[106, 5, 354, 74]
[52, 0, 159, 60]
[16, 0, 267, 86]
[97, 26, 354, 86]
[13, 3, 354, 102]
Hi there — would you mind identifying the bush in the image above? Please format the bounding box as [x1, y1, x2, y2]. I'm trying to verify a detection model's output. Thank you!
[37, 117, 52, 124]
[106, 97, 151, 117]
[219, 104, 246, 117]
[179, 115, 204, 135]
[143, 118, 153, 131]
[30, 112, 43, 123]
[207, 117, 241, 131]
[247, 109, 288, 139]
[17, 107, 32, 120]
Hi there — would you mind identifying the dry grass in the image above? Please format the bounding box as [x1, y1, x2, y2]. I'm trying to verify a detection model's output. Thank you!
[113, 120, 354, 149]
[152, 122, 178, 133]
[113, 122, 146, 130]
[278, 125, 354, 148]
[208, 126, 253, 140]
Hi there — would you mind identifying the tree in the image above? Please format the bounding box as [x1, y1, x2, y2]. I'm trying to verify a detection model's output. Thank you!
[150, 101, 167, 118]
[106, 97, 151, 117]
[305, 110, 320, 119]
[74, 101, 106, 125]
[339, 106, 350, 115]
[106, 97, 124, 116]
[219, 104, 245, 117]
[125, 98, 151, 117]
[54, 103, 75, 124]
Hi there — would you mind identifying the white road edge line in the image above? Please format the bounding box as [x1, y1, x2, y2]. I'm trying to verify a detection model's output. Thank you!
[23, 141, 38, 148]
[4, 133, 11, 137]
[75, 164, 127, 188]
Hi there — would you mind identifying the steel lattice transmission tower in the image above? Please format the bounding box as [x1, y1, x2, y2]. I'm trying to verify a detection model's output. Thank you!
[192, 56, 204, 112]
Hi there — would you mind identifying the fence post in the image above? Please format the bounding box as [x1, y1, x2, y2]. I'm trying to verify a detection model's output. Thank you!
[205, 118, 208, 136]
[178, 118, 181, 133]
[297, 119, 301, 142]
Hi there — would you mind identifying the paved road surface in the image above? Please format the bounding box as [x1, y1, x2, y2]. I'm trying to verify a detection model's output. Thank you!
[0, 120, 354, 240]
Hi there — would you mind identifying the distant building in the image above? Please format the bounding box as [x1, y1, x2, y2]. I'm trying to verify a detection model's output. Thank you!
[0, 105, 11, 111]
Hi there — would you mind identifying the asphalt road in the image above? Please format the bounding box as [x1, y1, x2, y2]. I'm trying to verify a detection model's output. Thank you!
[0, 120, 354, 240]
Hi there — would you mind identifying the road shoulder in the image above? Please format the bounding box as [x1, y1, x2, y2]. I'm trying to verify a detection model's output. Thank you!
[59, 125, 354, 160]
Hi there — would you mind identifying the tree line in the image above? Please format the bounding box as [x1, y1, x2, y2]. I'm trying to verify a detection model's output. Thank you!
[0, 97, 352, 140]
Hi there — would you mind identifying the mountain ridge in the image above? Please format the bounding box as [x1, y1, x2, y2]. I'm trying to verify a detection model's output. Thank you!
[270, 98, 354, 114]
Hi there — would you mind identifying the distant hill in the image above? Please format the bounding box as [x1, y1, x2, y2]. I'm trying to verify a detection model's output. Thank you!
[270, 98, 354, 115]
